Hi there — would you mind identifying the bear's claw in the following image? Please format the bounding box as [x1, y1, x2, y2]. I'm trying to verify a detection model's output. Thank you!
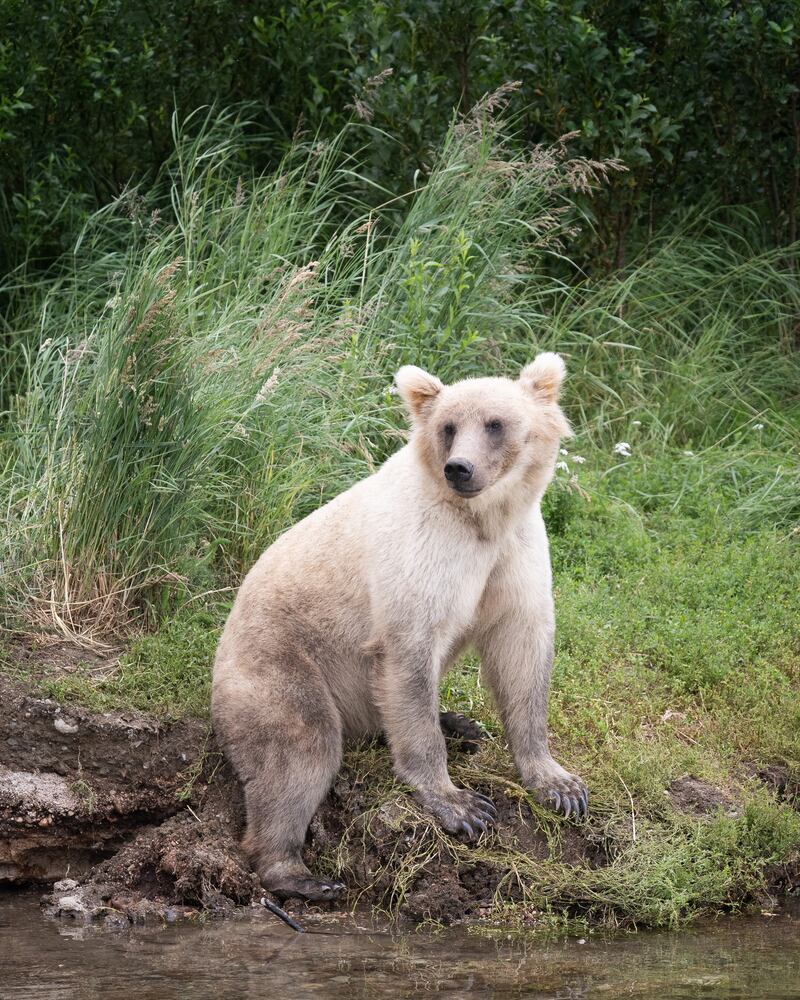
[439, 711, 486, 753]
[418, 786, 497, 841]
[269, 877, 346, 902]
[530, 770, 589, 820]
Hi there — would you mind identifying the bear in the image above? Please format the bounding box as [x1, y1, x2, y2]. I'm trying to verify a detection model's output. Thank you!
[211, 352, 587, 901]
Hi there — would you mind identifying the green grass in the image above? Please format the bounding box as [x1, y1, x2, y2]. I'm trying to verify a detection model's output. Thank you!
[0, 105, 798, 929]
[33, 606, 221, 718]
[6, 445, 797, 928]
[1, 106, 797, 635]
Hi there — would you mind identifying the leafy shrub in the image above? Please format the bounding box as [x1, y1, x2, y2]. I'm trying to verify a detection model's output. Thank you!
[2, 1, 797, 275]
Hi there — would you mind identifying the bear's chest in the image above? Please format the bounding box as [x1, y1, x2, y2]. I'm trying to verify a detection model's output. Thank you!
[425, 540, 499, 638]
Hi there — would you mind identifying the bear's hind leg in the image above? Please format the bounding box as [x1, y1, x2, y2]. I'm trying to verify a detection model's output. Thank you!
[241, 745, 345, 902]
[213, 666, 345, 901]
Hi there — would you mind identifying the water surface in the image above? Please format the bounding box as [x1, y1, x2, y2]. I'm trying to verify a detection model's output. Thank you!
[1, 892, 798, 999]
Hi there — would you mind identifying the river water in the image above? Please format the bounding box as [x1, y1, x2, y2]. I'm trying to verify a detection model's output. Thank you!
[1, 891, 798, 999]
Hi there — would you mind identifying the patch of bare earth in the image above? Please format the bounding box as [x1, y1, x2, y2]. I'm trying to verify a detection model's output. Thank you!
[666, 775, 739, 818]
[3, 665, 797, 932]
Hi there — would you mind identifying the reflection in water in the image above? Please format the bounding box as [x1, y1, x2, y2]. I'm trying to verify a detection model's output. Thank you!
[1, 891, 798, 999]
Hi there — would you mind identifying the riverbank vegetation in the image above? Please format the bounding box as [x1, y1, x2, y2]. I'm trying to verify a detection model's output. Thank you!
[3, 2, 798, 275]
[1, 96, 798, 927]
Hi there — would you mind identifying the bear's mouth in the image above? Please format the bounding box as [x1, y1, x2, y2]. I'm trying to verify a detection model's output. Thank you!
[449, 483, 483, 498]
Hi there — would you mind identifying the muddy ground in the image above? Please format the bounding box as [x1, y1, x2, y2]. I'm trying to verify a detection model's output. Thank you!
[0, 670, 596, 928]
[1, 672, 798, 930]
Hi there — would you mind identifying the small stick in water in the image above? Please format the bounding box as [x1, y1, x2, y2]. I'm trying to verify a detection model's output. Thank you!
[260, 896, 305, 933]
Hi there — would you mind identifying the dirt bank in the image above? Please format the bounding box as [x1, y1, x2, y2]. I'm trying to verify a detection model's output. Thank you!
[2, 672, 798, 930]
[0, 672, 598, 927]
[0, 675, 212, 879]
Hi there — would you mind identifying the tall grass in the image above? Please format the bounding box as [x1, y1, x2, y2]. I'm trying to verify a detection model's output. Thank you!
[1, 104, 798, 641]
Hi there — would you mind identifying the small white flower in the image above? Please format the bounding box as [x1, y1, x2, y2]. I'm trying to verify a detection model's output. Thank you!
[572, 455, 586, 464]
[683, 450, 694, 457]
[39, 338, 53, 352]
[559, 448, 568, 455]
[613, 441, 632, 457]
[753, 423, 764, 430]
[632, 420, 642, 426]
[556, 461, 569, 472]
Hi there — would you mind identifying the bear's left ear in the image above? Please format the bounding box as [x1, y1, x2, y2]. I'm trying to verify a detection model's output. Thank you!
[519, 352, 566, 404]
[394, 365, 443, 420]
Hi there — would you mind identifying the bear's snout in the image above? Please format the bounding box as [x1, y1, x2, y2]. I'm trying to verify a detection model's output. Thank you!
[444, 458, 476, 493]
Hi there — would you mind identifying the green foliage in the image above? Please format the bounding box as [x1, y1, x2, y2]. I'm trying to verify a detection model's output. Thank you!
[571, 801, 800, 927]
[1, 111, 797, 636]
[2, 1, 798, 274]
[549, 452, 800, 693]
[1, 108, 798, 931]
[38, 606, 220, 718]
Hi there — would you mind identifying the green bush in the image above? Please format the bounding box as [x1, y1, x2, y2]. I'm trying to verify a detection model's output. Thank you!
[2, 1, 797, 275]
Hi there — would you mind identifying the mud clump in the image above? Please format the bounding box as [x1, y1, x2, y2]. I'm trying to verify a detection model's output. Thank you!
[0, 672, 263, 923]
[0, 675, 213, 883]
[43, 779, 262, 927]
[754, 765, 800, 808]
[666, 775, 739, 817]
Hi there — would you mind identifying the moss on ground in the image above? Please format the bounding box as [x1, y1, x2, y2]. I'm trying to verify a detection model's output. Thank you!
[3, 447, 798, 928]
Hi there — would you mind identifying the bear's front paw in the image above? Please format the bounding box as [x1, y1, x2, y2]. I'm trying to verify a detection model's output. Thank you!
[439, 710, 485, 753]
[416, 786, 497, 840]
[527, 764, 588, 819]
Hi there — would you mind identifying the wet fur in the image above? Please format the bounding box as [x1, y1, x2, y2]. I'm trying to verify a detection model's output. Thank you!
[212, 353, 587, 899]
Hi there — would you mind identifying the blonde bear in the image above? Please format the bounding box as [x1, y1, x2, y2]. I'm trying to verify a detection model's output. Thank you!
[212, 353, 587, 900]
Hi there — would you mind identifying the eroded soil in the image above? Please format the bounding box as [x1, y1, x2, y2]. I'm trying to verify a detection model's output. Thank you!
[1, 667, 798, 931]
[0, 668, 606, 929]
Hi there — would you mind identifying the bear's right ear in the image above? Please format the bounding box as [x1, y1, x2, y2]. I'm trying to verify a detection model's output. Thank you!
[519, 352, 566, 404]
[394, 365, 443, 421]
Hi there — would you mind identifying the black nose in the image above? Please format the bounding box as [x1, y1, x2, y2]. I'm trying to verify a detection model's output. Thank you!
[444, 459, 474, 485]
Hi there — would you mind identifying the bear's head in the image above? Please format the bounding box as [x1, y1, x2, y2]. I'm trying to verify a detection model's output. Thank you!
[395, 353, 571, 506]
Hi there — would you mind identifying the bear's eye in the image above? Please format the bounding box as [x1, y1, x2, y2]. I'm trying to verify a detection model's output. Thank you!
[442, 422, 456, 439]
[485, 419, 503, 434]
